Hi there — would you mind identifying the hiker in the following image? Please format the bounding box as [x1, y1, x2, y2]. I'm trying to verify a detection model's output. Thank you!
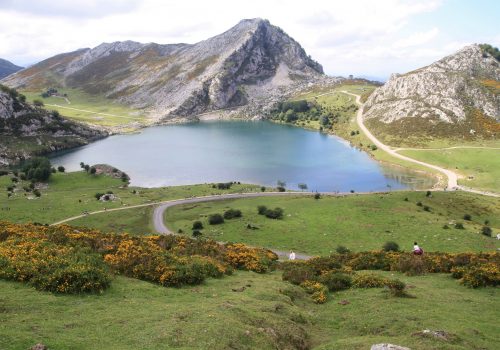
[289, 250, 296, 260]
[413, 242, 424, 255]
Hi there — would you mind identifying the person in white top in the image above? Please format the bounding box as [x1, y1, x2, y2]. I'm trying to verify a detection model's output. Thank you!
[289, 250, 296, 260]
[413, 242, 423, 255]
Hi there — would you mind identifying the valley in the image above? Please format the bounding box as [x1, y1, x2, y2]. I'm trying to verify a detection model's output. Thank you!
[0, 10, 499, 350]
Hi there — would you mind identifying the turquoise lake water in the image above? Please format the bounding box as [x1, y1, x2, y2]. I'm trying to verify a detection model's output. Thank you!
[50, 121, 434, 191]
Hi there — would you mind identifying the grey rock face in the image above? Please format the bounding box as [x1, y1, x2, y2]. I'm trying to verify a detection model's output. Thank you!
[2, 19, 324, 121]
[364, 44, 499, 125]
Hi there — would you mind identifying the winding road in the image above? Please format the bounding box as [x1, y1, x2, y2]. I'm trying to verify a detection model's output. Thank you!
[340, 91, 499, 197]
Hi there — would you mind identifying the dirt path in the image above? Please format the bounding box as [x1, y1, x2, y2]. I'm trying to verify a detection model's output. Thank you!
[340, 91, 499, 197]
[395, 146, 500, 151]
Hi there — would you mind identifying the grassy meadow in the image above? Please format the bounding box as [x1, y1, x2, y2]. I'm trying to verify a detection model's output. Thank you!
[0, 171, 262, 225]
[399, 148, 500, 193]
[1, 270, 498, 350]
[22, 88, 147, 129]
[164, 191, 500, 255]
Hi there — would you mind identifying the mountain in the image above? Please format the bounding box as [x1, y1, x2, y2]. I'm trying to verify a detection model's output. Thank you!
[2, 19, 326, 120]
[0, 58, 23, 79]
[0, 85, 106, 166]
[363, 44, 500, 145]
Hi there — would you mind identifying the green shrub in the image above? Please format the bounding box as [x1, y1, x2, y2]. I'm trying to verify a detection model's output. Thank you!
[264, 207, 284, 219]
[385, 278, 407, 297]
[455, 223, 465, 229]
[382, 241, 400, 252]
[463, 214, 472, 221]
[352, 273, 387, 288]
[192, 230, 202, 238]
[314, 192, 321, 199]
[192, 221, 203, 230]
[335, 245, 350, 254]
[319, 272, 352, 291]
[208, 214, 224, 225]
[257, 205, 267, 215]
[223, 209, 242, 219]
[282, 263, 316, 285]
[481, 226, 492, 237]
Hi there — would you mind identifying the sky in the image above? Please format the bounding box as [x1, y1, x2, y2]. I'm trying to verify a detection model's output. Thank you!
[0, 0, 498, 81]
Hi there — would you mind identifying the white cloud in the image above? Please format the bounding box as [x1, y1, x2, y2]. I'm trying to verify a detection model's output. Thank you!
[394, 28, 440, 48]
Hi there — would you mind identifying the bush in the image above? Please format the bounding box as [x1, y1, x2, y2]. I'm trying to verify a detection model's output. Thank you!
[416, 201, 423, 207]
[282, 263, 316, 285]
[192, 221, 203, 230]
[458, 263, 499, 288]
[442, 224, 450, 229]
[277, 186, 286, 192]
[335, 245, 350, 254]
[208, 214, 224, 225]
[426, 190, 432, 197]
[300, 280, 328, 304]
[22, 157, 52, 182]
[192, 230, 202, 238]
[382, 241, 400, 252]
[455, 223, 465, 229]
[57, 166, 65, 172]
[95, 192, 104, 200]
[257, 205, 267, 215]
[481, 226, 492, 237]
[423, 205, 431, 212]
[314, 192, 321, 199]
[385, 278, 407, 297]
[352, 273, 388, 288]
[264, 207, 284, 219]
[33, 189, 41, 197]
[223, 209, 242, 219]
[463, 214, 472, 221]
[260, 186, 266, 192]
[395, 255, 429, 276]
[216, 182, 232, 190]
[319, 272, 352, 291]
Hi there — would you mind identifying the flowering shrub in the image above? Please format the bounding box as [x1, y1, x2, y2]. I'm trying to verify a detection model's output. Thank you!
[352, 273, 388, 288]
[223, 243, 277, 273]
[318, 272, 352, 292]
[452, 263, 500, 288]
[300, 280, 328, 304]
[384, 278, 407, 297]
[0, 221, 277, 293]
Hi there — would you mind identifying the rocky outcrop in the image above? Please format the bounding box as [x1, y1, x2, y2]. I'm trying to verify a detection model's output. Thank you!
[0, 85, 107, 165]
[363, 44, 499, 142]
[0, 58, 23, 79]
[2, 19, 325, 121]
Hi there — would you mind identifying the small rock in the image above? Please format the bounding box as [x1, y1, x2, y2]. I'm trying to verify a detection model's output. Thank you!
[31, 344, 48, 350]
[370, 344, 410, 350]
[412, 329, 452, 341]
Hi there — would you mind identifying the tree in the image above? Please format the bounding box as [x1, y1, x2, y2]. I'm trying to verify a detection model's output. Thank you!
[80, 162, 85, 169]
[22, 157, 51, 182]
[57, 166, 65, 172]
[298, 183, 308, 191]
[314, 192, 321, 200]
[277, 180, 286, 188]
[84, 164, 90, 172]
[90, 167, 96, 175]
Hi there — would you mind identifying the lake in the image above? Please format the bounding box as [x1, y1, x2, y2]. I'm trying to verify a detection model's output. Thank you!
[50, 121, 434, 191]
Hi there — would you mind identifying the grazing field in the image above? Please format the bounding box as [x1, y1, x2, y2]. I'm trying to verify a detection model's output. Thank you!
[22, 88, 147, 129]
[399, 148, 500, 193]
[0, 171, 262, 225]
[165, 191, 500, 255]
[0, 270, 498, 350]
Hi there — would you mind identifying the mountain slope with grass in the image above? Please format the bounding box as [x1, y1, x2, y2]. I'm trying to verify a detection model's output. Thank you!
[363, 44, 500, 146]
[0, 58, 23, 79]
[0, 85, 106, 166]
[2, 19, 328, 121]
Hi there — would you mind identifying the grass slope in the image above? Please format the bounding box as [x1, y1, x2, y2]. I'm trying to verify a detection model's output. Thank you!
[399, 148, 500, 193]
[22, 88, 146, 129]
[165, 191, 500, 255]
[1, 271, 498, 350]
[0, 171, 262, 225]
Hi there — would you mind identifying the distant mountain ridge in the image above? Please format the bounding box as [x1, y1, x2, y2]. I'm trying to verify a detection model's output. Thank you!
[363, 44, 499, 144]
[2, 19, 327, 121]
[0, 58, 23, 79]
